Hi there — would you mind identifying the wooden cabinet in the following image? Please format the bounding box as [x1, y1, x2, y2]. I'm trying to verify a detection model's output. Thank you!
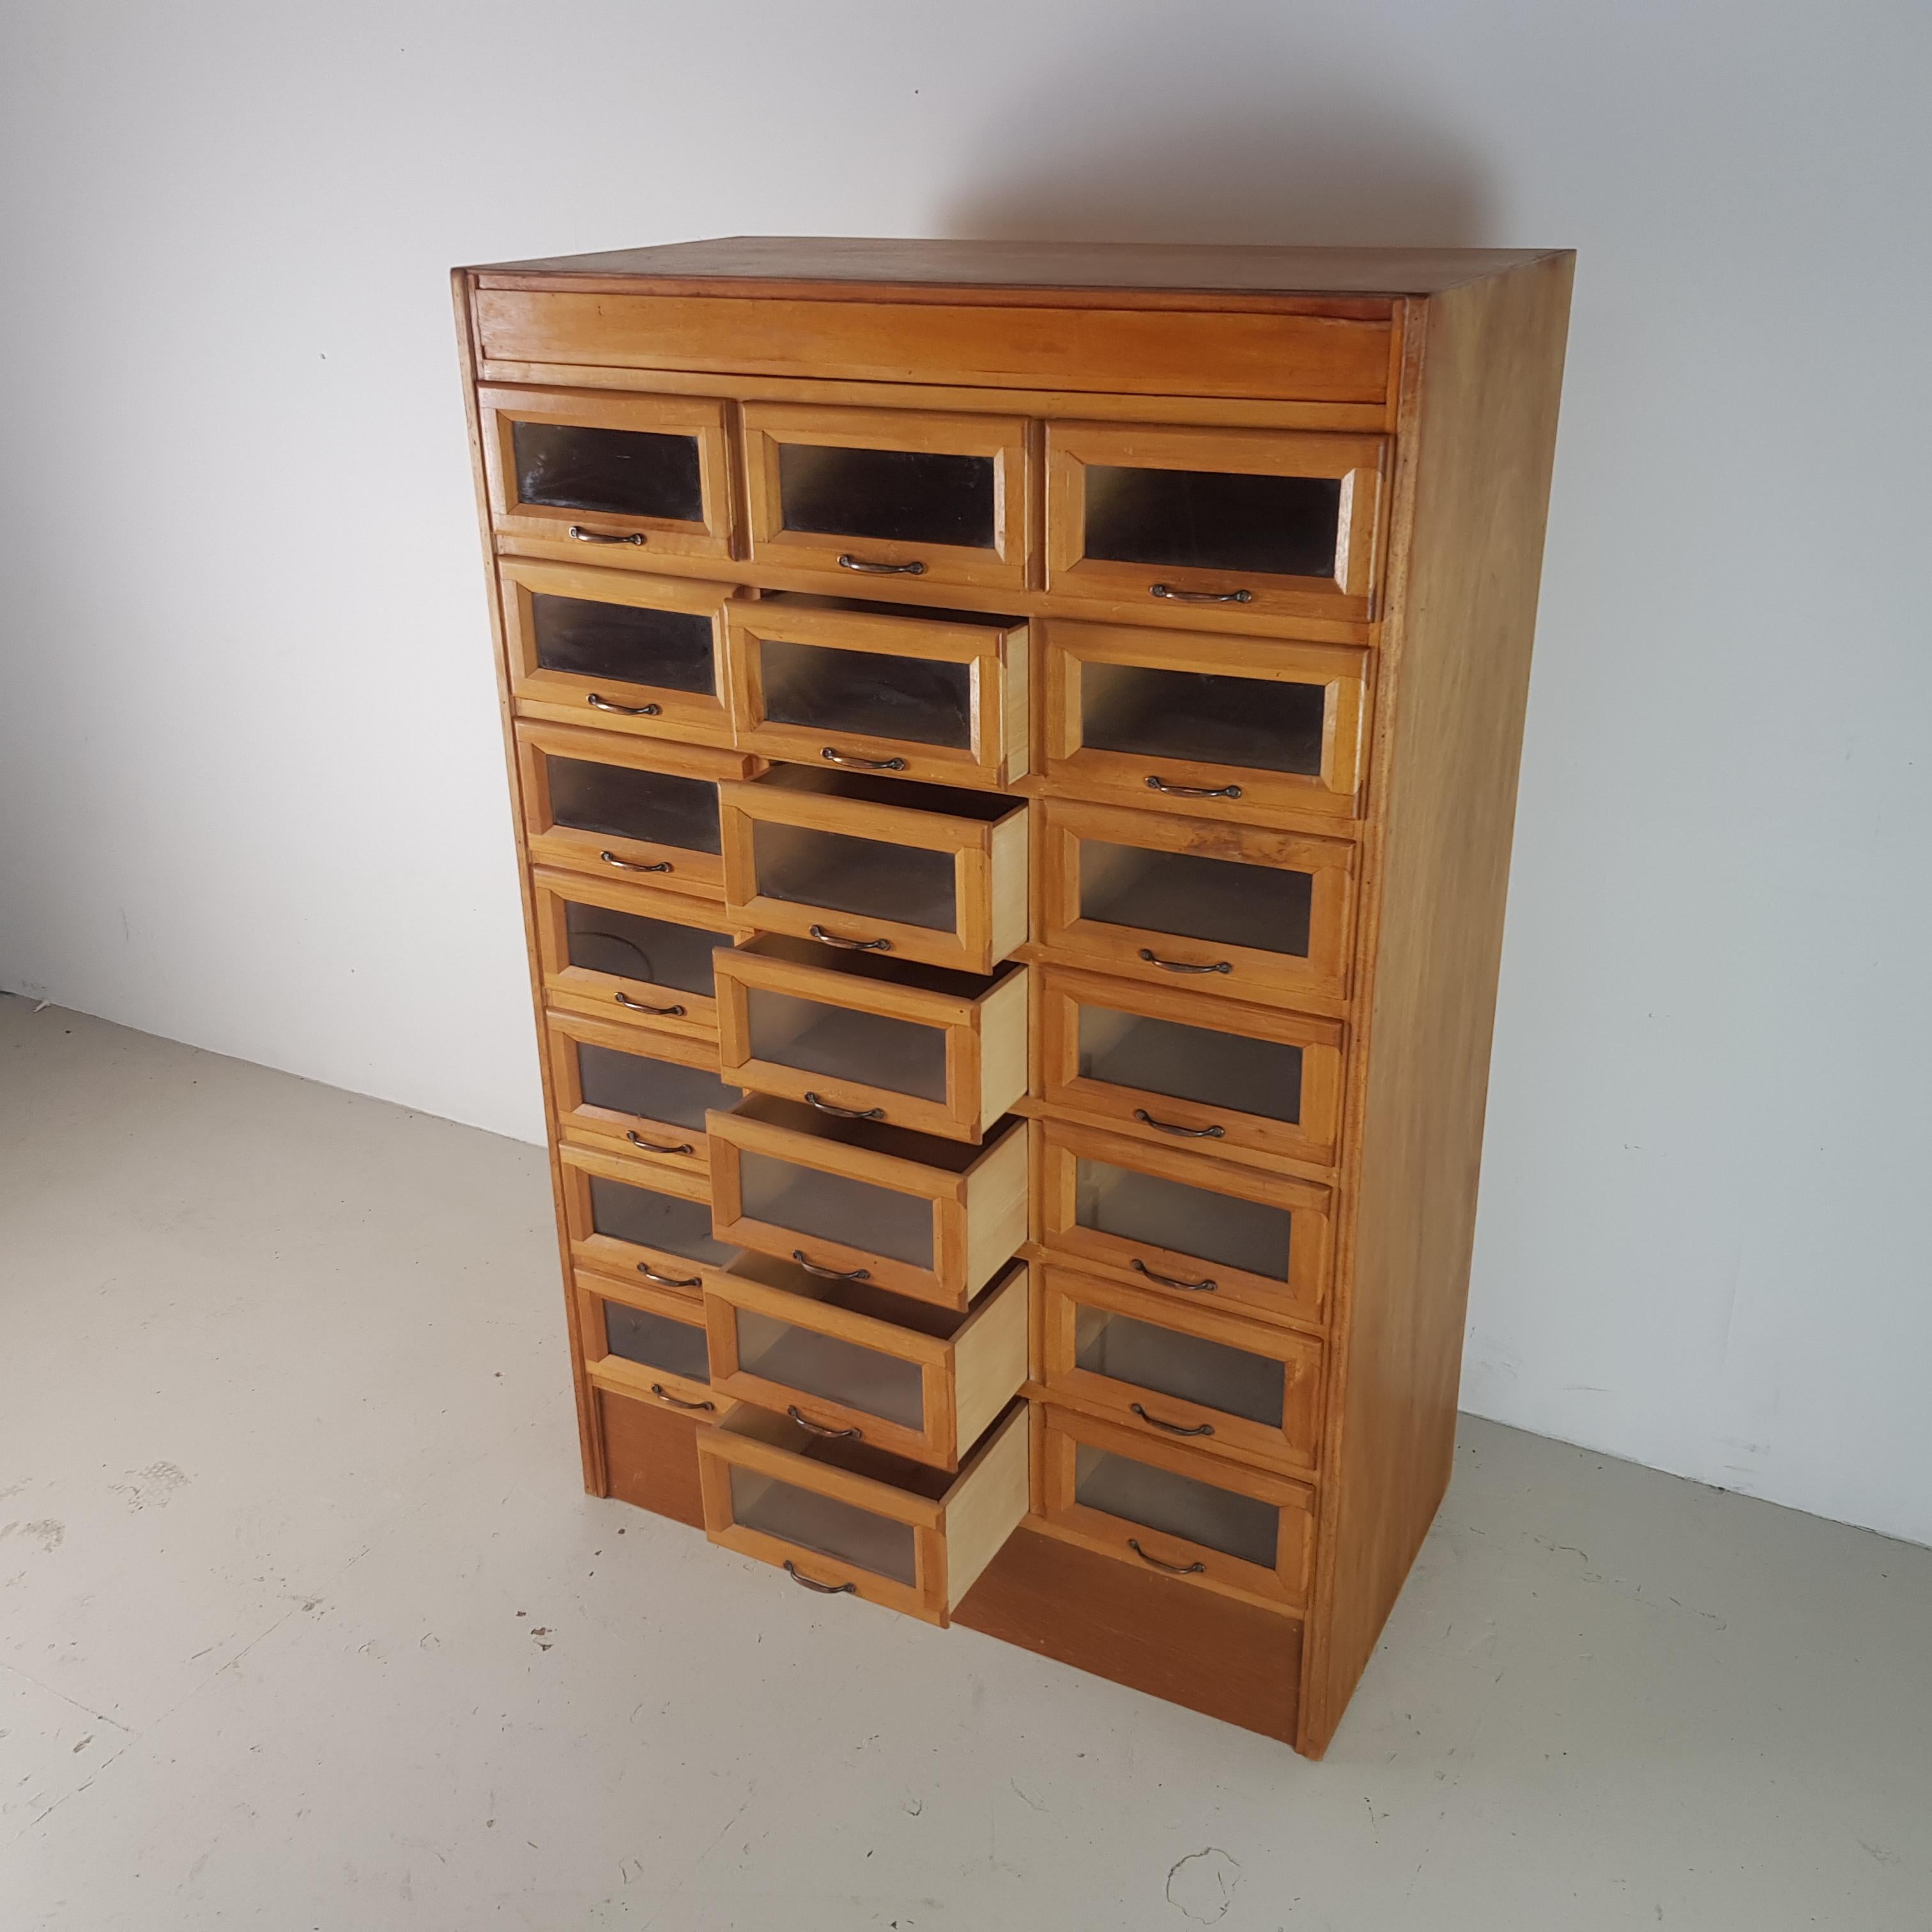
[458, 236, 1572, 1756]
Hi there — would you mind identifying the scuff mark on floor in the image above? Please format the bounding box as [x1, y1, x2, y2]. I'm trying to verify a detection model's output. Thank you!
[1166, 1847, 1242, 1921]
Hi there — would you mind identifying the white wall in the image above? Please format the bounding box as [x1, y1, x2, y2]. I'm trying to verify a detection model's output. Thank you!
[3, 1, 1928, 1546]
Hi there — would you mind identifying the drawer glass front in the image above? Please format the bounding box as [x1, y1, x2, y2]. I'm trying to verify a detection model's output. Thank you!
[1084, 464, 1340, 579]
[605, 1301, 710, 1382]
[531, 592, 716, 696]
[1082, 661, 1326, 777]
[751, 822, 956, 933]
[1079, 840, 1312, 959]
[1074, 1306, 1284, 1427]
[1073, 1443, 1278, 1568]
[548, 758, 721, 854]
[733, 1307, 926, 1430]
[738, 1150, 935, 1269]
[1075, 1156, 1292, 1282]
[778, 443, 995, 551]
[759, 635, 973, 751]
[512, 420, 703, 524]
[574, 1042, 737, 1129]
[589, 1174, 739, 1266]
[564, 901, 732, 995]
[1077, 1005, 1303, 1125]
[746, 988, 949, 1105]
[727, 1466, 918, 1585]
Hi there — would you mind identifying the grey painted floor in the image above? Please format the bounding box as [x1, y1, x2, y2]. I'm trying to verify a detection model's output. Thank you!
[2, 994, 1928, 1931]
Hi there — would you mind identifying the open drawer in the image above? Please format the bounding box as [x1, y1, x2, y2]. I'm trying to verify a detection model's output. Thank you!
[713, 936, 1027, 1144]
[576, 1269, 719, 1420]
[720, 767, 1029, 974]
[706, 1095, 1029, 1311]
[697, 1399, 1029, 1625]
[542, 1009, 741, 1180]
[557, 1142, 744, 1296]
[705, 1255, 1029, 1471]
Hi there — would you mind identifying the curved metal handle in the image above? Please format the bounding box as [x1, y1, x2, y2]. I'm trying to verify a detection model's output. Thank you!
[821, 746, 908, 771]
[787, 1405, 862, 1440]
[1130, 1257, 1217, 1293]
[1138, 948, 1232, 976]
[1131, 1402, 1215, 1438]
[636, 1262, 702, 1289]
[838, 553, 925, 576]
[615, 992, 686, 1015]
[650, 1383, 715, 1412]
[1149, 583, 1252, 604]
[784, 1559, 857, 1595]
[808, 924, 892, 953]
[1128, 1538, 1208, 1574]
[601, 850, 673, 874]
[569, 526, 646, 546]
[1145, 775, 1243, 801]
[792, 1250, 871, 1282]
[804, 1091, 886, 1122]
[587, 693, 661, 716]
[1133, 1108, 1225, 1140]
[627, 1130, 696, 1156]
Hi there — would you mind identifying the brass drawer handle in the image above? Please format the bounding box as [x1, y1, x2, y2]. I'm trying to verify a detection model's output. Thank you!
[1131, 1402, 1215, 1438]
[1150, 583, 1252, 604]
[627, 1130, 695, 1155]
[569, 526, 646, 546]
[1128, 1538, 1207, 1574]
[601, 850, 673, 873]
[636, 1262, 702, 1289]
[808, 924, 892, 953]
[1130, 1257, 1217, 1293]
[1138, 948, 1231, 976]
[1145, 775, 1243, 801]
[1133, 1108, 1225, 1140]
[587, 693, 661, 716]
[804, 1091, 886, 1122]
[788, 1405, 862, 1440]
[784, 1559, 857, 1595]
[792, 1250, 871, 1282]
[838, 553, 925, 576]
[822, 746, 908, 771]
[615, 992, 686, 1016]
[650, 1383, 715, 1411]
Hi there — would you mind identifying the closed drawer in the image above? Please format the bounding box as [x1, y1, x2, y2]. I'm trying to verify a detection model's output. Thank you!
[724, 594, 1029, 790]
[714, 937, 1027, 1144]
[720, 768, 1029, 975]
[498, 558, 737, 747]
[576, 1269, 720, 1420]
[1039, 620, 1368, 824]
[1039, 1406, 1315, 1612]
[705, 1255, 1029, 1471]
[1045, 421, 1388, 623]
[543, 1009, 740, 1179]
[742, 402, 1029, 593]
[1037, 1118, 1331, 1328]
[479, 385, 734, 562]
[557, 1142, 744, 1296]
[706, 1096, 1029, 1312]
[533, 868, 751, 1039]
[697, 1399, 1029, 1626]
[516, 723, 757, 901]
[1040, 1266, 1322, 1475]
[1036, 965, 1343, 1170]
[1037, 797, 1356, 1006]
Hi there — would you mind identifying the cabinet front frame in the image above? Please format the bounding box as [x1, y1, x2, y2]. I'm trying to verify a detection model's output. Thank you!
[558, 1141, 745, 1296]
[543, 1007, 726, 1180]
[577, 1268, 720, 1420]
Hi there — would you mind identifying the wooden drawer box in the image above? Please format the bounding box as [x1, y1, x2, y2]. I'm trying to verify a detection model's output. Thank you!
[697, 1399, 1029, 1625]
[705, 1255, 1029, 1471]
[707, 1096, 1028, 1311]
[714, 937, 1027, 1144]
[721, 768, 1028, 975]
[542, 1010, 740, 1179]
[578, 1269, 719, 1419]
[558, 1142, 744, 1295]
[725, 593, 1029, 790]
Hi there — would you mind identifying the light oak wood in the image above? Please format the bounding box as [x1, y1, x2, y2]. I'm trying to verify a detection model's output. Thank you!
[542, 1007, 723, 1181]
[556, 1140, 745, 1298]
[576, 1268, 720, 1418]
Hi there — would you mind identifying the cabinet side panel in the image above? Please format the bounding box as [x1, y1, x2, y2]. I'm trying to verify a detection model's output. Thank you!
[1301, 256, 1574, 1754]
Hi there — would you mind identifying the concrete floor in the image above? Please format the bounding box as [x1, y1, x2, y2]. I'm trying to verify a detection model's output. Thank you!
[1, 995, 1929, 1931]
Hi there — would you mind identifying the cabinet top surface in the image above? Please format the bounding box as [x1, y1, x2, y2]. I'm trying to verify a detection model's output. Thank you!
[463, 234, 1569, 299]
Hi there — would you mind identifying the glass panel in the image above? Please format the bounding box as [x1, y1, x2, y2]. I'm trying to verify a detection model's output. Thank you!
[1083, 465, 1341, 579]
[1076, 1005, 1303, 1124]
[778, 443, 995, 549]
[544, 756, 721, 854]
[751, 822, 956, 933]
[735, 1307, 925, 1429]
[1073, 1156, 1292, 1282]
[602, 1301, 709, 1381]
[746, 989, 949, 1103]
[728, 1466, 917, 1584]
[1073, 1306, 1284, 1427]
[1074, 1443, 1278, 1568]
[563, 901, 733, 993]
[530, 592, 716, 695]
[511, 420, 703, 523]
[588, 1175, 739, 1267]
[758, 637, 973, 751]
[737, 1149, 933, 1270]
[1080, 662, 1326, 776]
[574, 1043, 738, 1128]
[1078, 839, 1311, 958]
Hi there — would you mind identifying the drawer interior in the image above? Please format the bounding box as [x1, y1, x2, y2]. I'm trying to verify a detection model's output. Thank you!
[544, 754, 721, 854]
[1083, 464, 1342, 581]
[530, 588, 717, 695]
[729, 1466, 922, 1584]
[513, 418, 703, 525]
[745, 985, 949, 1103]
[572, 1039, 739, 1130]
[603, 1298, 711, 1383]
[564, 900, 735, 993]
[590, 1172, 740, 1268]
[738, 1147, 935, 1269]
[1080, 659, 1327, 776]
[754, 820, 956, 931]
[777, 445, 995, 552]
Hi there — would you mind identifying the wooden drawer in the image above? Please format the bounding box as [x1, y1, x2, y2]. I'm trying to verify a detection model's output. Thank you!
[542, 1009, 740, 1180]
[498, 558, 737, 747]
[532, 868, 751, 1040]
[706, 1096, 1028, 1312]
[714, 937, 1027, 1144]
[577, 1269, 720, 1420]
[720, 768, 1029, 976]
[1036, 1118, 1331, 1330]
[1038, 1406, 1315, 1613]
[724, 593, 1029, 790]
[1039, 1266, 1322, 1475]
[697, 1399, 1029, 1625]
[557, 1142, 744, 1296]
[516, 723, 756, 901]
[479, 385, 734, 562]
[1038, 620, 1368, 825]
[1036, 965, 1343, 1170]
[705, 1255, 1029, 1471]
[1045, 421, 1388, 623]
[742, 402, 1029, 593]
[1036, 797, 1356, 1006]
